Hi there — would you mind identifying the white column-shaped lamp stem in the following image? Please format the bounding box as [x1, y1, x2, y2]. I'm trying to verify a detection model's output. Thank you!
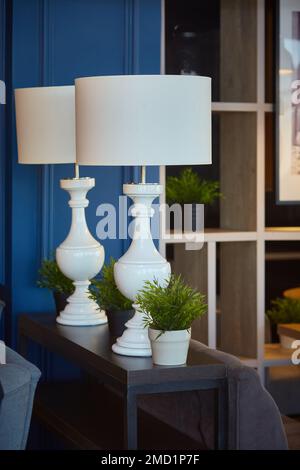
[112, 183, 171, 356]
[56, 177, 107, 326]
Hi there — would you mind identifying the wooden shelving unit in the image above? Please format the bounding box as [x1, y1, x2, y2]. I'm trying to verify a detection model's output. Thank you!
[164, 229, 258, 243]
[265, 227, 300, 240]
[159, 0, 300, 381]
[264, 344, 293, 367]
[265, 251, 300, 261]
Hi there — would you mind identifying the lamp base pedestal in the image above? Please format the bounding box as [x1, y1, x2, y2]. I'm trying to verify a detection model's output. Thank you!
[113, 183, 171, 357]
[56, 281, 107, 326]
[112, 304, 151, 357]
[56, 177, 107, 327]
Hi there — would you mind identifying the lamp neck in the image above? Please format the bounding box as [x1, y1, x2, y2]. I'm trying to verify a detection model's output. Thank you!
[141, 165, 146, 184]
[59, 178, 98, 248]
[130, 196, 154, 241]
[75, 163, 80, 179]
[122, 183, 162, 250]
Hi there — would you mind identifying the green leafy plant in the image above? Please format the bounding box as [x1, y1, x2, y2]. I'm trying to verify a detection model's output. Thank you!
[37, 259, 74, 294]
[137, 274, 207, 333]
[90, 258, 132, 311]
[266, 298, 300, 325]
[166, 168, 221, 205]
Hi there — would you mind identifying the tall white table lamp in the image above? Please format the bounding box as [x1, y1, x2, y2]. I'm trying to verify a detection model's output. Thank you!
[75, 75, 211, 355]
[15, 85, 107, 326]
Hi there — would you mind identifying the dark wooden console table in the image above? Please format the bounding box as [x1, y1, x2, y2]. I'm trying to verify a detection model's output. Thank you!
[18, 313, 228, 450]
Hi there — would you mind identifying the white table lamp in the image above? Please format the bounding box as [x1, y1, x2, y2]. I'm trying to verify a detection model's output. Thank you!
[15, 85, 107, 326]
[75, 75, 211, 355]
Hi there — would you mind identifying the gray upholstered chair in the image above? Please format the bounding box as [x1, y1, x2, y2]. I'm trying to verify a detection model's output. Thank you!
[139, 340, 289, 450]
[0, 301, 41, 449]
[0, 347, 41, 449]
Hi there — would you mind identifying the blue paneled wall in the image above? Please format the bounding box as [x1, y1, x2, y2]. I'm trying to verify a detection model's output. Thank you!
[0, 0, 7, 287]
[0, 0, 161, 344]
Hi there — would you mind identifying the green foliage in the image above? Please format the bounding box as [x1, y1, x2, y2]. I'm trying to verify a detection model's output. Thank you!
[136, 275, 207, 333]
[266, 298, 300, 325]
[90, 258, 132, 311]
[166, 168, 221, 205]
[37, 259, 74, 294]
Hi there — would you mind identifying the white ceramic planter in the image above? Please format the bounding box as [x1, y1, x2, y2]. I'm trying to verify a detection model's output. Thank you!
[148, 328, 191, 366]
[280, 334, 295, 349]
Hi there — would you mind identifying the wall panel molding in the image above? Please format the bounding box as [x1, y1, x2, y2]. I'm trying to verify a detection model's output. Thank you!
[0, 0, 7, 285]
[133, 0, 141, 74]
[122, 0, 136, 213]
[39, 0, 55, 261]
[123, 0, 161, 251]
[124, 0, 134, 74]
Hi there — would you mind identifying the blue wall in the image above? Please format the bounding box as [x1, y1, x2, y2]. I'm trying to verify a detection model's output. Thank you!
[0, 0, 10, 339]
[1, 0, 161, 344]
[0, 1, 6, 289]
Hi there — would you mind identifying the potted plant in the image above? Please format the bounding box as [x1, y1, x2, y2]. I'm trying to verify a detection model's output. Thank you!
[137, 275, 207, 365]
[166, 168, 221, 231]
[37, 259, 74, 315]
[266, 298, 300, 348]
[90, 258, 134, 337]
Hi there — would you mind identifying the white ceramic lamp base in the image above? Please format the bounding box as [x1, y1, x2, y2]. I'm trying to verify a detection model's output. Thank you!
[56, 178, 107, 326]
[56, 280, 106, 326]
[112, 303, 152, 356]
[112, 183, 171, 357]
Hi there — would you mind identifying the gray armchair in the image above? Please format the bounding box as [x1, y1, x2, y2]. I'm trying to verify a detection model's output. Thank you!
[0, 341, 41, 449]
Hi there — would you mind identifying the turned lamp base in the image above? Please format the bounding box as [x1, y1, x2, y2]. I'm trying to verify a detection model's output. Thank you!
[56, 177, 107, 327]
[56, 281, 107, 326]
[57, 314, 106, 327]
[112, 304, 152, 356]
[57, 314, 106, 326]
[113, 183, 171, 356]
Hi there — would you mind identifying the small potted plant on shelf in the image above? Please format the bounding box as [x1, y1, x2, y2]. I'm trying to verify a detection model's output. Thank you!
[37, 259, 74, 316]
[166, 167, 221, 231]
[137, 274, 207, 365]
[90, 258, 134, 337]
[266, 298, 300, 348]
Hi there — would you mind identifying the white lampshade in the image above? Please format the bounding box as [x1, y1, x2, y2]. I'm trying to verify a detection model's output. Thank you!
[75, 75, 211, 166]
[15, 85, 75, 164]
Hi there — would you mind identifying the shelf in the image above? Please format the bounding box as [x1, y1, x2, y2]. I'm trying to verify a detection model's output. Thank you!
[163, 227, 300, 243]
[163, 229, 258, 244]
[264, 343, 293, 367]
[265, 227, 300, 241]
[33, 381, 200, 450]
[265, 251, 300, 261]
[211, 102, 273, 113]
[278, 324, 300, 340]
[238, 356, 258, 368]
